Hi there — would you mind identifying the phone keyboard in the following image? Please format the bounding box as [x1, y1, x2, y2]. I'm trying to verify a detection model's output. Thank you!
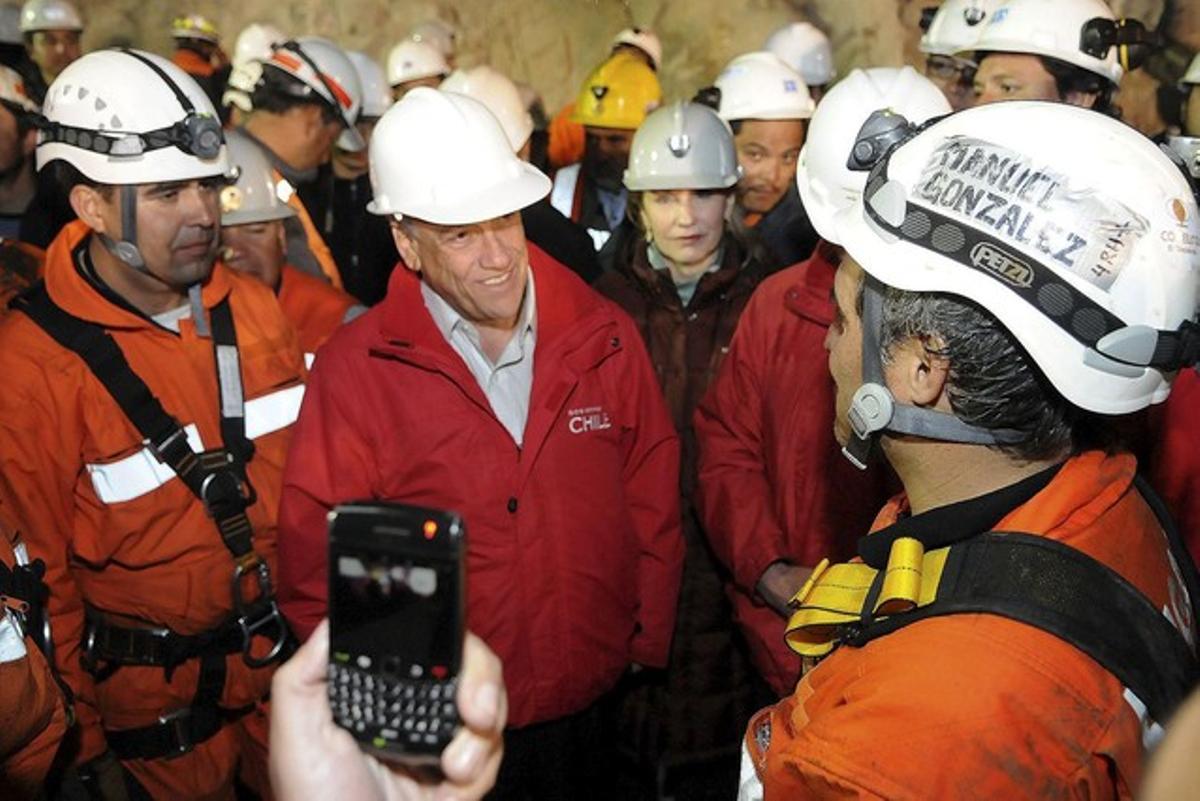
[329, 661, 459, 753]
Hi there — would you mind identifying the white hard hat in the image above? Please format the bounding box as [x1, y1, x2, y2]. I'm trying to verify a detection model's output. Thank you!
[263, 36, 365, 152]
[367, 88, 549, 225]
[1182, 53, 1200, 86]
[37, 48, 228, 185]
[764, 22, 834, 87]
[713, 51, 815, 121]
[223, 22, 286, 110]
[611, 27, 662, 70]
[919, 0, 997, 57]
[0, 63, 38, 112]
[19, 0, 81, 32]
[0, 4, 22, 44]
[386, 40, 448, 87]
[232, 22, 285, 67]
[796, 66, 950, 241]
[833, 100, 1200, 415]
[964, 0, 1125, 85]
[221, 129, 296, 226]
[440, 66, 533, 153]
[409, 19, 456, 61]
[624, 102, 739, 192]
[347, 51, 390, 119]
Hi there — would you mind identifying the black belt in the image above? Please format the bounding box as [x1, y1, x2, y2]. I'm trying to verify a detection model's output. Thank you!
[103, 652, 254, 761]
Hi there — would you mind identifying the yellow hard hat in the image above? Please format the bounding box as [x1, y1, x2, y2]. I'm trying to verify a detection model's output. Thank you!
[171, 13, 219, 43]
[573, 52, 661, 130]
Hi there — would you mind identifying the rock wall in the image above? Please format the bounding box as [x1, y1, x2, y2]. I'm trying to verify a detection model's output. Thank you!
[73, 0, 1193, 134]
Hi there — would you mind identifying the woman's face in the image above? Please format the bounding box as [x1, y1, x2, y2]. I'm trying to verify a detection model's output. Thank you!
[639, 188, 731, 279]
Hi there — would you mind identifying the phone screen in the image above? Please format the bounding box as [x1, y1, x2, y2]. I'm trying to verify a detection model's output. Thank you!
[330, 548, 458, 680]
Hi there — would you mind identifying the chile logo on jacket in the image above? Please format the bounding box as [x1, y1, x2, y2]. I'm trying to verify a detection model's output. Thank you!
[567, 405, 612, 434]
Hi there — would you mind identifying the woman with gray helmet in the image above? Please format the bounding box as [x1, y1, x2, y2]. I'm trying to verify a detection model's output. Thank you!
[593, 100, 771, 799]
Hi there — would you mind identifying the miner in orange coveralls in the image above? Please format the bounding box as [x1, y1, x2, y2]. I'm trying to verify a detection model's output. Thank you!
[739, 101, 1200, 799]
[220, 128, 364, 361]
[0, 49, 305, 799]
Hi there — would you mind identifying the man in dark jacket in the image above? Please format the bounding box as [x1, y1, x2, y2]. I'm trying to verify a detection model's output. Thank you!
[277, 87, 683, 801]
[702, 51, 820, 272]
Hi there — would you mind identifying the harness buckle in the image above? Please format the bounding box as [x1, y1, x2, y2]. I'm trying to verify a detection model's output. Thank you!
[237, 599, 289, 668]
[231, 559, 289, 667]
[157, 706, 196, 758]
[200, 465, 254, 521]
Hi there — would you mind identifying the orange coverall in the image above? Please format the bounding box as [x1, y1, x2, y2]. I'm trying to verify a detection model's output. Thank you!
[0, 221, 306, 799]
[744, 452, 1195, 799]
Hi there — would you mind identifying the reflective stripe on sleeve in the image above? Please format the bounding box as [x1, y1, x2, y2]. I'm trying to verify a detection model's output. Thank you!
[0, 611, 26, 663]
[85, 383, 305, 505]
[86, 423, 205, 504]
[243, 383, 305, 440]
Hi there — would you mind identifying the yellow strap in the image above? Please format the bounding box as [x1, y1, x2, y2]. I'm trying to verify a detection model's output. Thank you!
[784, 538, 951, 658]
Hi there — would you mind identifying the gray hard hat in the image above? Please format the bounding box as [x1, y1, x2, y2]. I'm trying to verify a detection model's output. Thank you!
[624, 101, 740, 192]
[221, 129, 297, 226]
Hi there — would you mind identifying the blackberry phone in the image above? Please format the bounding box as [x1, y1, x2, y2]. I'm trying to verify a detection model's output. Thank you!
[327, 502, 465, 765]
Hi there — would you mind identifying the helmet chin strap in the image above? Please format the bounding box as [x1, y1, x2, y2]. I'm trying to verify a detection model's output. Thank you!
[94, 184, 212, 336]
[841, 277, 1023, 470]
[97, 185, 147, 271]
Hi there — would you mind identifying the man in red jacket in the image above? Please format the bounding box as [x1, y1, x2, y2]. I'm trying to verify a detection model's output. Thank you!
[277, 87, 683, 800]
[695, 67, 948, 696]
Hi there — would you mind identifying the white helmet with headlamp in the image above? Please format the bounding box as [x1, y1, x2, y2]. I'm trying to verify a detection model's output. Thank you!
[830, 100, 1200, 465]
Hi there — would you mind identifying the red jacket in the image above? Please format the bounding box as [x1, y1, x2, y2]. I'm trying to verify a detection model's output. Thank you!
[1147, 368, 1200, 565]
[694, 244, 892, 695]
[277, 245, 684, 728]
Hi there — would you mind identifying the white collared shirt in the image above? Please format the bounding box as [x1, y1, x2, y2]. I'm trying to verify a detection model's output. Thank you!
[421, 274, 537, 446]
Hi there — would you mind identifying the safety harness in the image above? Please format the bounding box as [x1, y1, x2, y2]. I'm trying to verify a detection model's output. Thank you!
[0, 556, 50, 653]
[785, 468, 1200, 725]
[12, 283, 293, 760]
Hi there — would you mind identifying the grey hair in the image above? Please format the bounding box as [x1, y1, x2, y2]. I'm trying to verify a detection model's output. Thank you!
[876, 286, 1116, 462]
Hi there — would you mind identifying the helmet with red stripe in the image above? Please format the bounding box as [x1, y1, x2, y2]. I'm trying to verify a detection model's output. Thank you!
[264, 36, 365, 151]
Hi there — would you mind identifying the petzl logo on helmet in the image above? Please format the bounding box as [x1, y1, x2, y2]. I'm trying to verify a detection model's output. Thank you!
[970, 241, 1033, 288]
[592, 85, 609, 101]
[964, 4, 987, 25]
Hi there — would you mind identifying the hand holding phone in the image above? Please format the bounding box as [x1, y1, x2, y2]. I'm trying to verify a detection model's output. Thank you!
[326, 502, 466, 764]
[269, 619, 507, 801]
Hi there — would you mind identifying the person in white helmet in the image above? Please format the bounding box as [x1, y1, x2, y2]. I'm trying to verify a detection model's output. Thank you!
[697, 65, 947, 701]
[764, 21, 835, 101]
[297, 49, 398, 305]
[592, 101, 772, 798]
[239, 36, 364, 289]
[277, 87, 683, 801]
[18, 0, 81, 104]
[409, 18, 457, 69]
[221, 22, 287, 126]
[169, 13, 230, 120]
[918, 0, 997, 110]
[386, 39, 448, 101]
[0, 47, 304, 800]
[610, 26, 662, 71]
[965, 0, 1151, 113]
[699, 51, 818, 270]
[740, 99, 1200, 799]
[221, 128, 363, 357]
[442, 64, 600, 283]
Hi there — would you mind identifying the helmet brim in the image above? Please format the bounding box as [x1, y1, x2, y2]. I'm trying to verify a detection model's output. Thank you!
[367, 161, 551, 225]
